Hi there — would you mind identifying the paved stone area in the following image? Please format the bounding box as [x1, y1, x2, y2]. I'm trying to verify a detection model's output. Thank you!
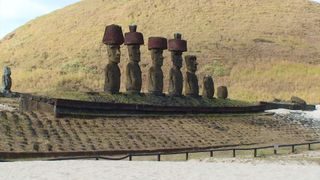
[0, 111, 319, 152]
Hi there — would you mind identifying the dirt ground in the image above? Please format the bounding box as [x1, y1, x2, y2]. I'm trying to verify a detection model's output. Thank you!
[0, 97, 319, 153]
[0, 113, 319, 152]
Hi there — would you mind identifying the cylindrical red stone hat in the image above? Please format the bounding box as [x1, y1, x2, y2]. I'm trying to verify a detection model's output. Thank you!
[102, 24, 124, 45]
[148, 37, 167, 50]
[124, 25, 144, 45]
[168, 33, 187, 52]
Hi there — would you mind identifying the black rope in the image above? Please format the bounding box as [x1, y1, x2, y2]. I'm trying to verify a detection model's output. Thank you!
[48, 155, 130, 161]
[98, 155, 130, 160]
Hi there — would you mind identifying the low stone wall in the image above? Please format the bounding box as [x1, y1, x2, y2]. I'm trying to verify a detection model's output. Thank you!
[19, 94, 267, 118]
[19, 94, 55, 114]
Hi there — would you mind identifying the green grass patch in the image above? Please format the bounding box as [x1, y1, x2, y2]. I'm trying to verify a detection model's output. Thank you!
[33, 91, 254, 107]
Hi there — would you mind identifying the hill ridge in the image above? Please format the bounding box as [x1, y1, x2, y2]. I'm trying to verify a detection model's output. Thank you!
[0, 0, 320, 102]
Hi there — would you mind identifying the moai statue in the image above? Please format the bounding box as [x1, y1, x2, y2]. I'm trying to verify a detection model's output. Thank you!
[1, 66, 12, 94]
[147, 37, 167, 96]
[184, 55, 199, 97]
[168, 33, 187, 96]
[217, 86, 228, 99]
[124, 25, 144, 94]
[102, 24, 125, 94]
[202, 75, 214, 99]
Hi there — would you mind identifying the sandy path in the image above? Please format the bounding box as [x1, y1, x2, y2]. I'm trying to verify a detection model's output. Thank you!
[0, 159, 319, 180]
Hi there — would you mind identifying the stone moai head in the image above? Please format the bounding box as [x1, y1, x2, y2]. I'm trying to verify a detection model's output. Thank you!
[3, 66, 11, 76]
[171, 51, 183, 68]
[106, 45, 121, 63]
[202, 75, 214, 99]
[185, 55, 198, 73]
[148, 37, 167, 67]
[125, 25, 144, 63]
[168, 33, 187, 69]
[128, 45, 141, 62]
[102, 24, 124, 63]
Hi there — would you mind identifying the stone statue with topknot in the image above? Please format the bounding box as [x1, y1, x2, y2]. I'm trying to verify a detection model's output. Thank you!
[168, 33, 187, 97]
[102, 24, 124, 94]
[147, 37, 167, 96]
[124, 25, 144, 94]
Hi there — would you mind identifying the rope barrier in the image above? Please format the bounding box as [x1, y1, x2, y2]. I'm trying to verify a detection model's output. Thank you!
[47, 155, 130, 161]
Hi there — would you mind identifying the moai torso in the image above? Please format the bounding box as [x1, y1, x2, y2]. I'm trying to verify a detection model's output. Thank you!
[2, 66, 12, 94]
[169, 66, 183, 96]
[169, 51, 183, 96]
[184, 55, 199, 97]
[148, 66, 163, 95]
[202, 75, 214, 99]
[126, 61, 142, 93]
[185, 72, 199, 96]
[104, 62, 121, 93]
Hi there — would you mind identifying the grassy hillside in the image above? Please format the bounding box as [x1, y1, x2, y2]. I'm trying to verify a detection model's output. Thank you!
[0, 0, 320, 102]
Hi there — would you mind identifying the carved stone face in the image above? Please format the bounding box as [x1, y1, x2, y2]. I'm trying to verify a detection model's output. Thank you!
[171, 51, 182, 69]
[107, 45, 121, 64]
[151, 49, 164, 67]
[186, 56, 198, 73]
[128, 45, 141, 62]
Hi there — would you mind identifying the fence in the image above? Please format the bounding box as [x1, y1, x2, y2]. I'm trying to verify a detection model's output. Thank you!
[126, 141, 320, 161]
[1, 141, 319, 162]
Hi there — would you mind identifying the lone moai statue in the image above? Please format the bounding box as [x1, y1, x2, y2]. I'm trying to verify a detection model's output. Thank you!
[1, 66, 12, 94]
[217, 86, 228, 99]
[184, 55, 199, 97]
[124, 25, 144, 94]
[102, 24, 124, 94]
[202, 75, 214, 99]
[147, 37, 167, 96]
[168, 33, 187, 96]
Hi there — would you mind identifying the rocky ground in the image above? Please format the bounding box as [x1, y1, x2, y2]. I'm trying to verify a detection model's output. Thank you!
[0, 98, 319, 153]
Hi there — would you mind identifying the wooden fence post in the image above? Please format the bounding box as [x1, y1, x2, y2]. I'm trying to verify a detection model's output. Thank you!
[157, 154, 161, 161]
[233, 149, 236, 157]
[274, 144, 279, 155]
[254, 149, 257, 157]
[186, 152, 189, 161]
[210, 151, 213, 157]
[292, 145, 295, 153]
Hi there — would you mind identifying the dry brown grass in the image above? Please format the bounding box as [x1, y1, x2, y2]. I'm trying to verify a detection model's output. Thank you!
[0, 0, 320, 102]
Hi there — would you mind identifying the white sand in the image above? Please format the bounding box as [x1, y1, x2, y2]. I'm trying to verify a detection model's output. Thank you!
[0, 104, 16, 112]
[0, 159, 319, 180]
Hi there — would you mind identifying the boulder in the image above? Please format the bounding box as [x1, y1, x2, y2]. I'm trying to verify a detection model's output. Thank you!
[217, 86, 228, 99]
[290, 96, 307, 105]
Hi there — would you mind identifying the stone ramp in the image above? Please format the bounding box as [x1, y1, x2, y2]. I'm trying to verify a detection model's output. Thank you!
[0, 111, 319, 154]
